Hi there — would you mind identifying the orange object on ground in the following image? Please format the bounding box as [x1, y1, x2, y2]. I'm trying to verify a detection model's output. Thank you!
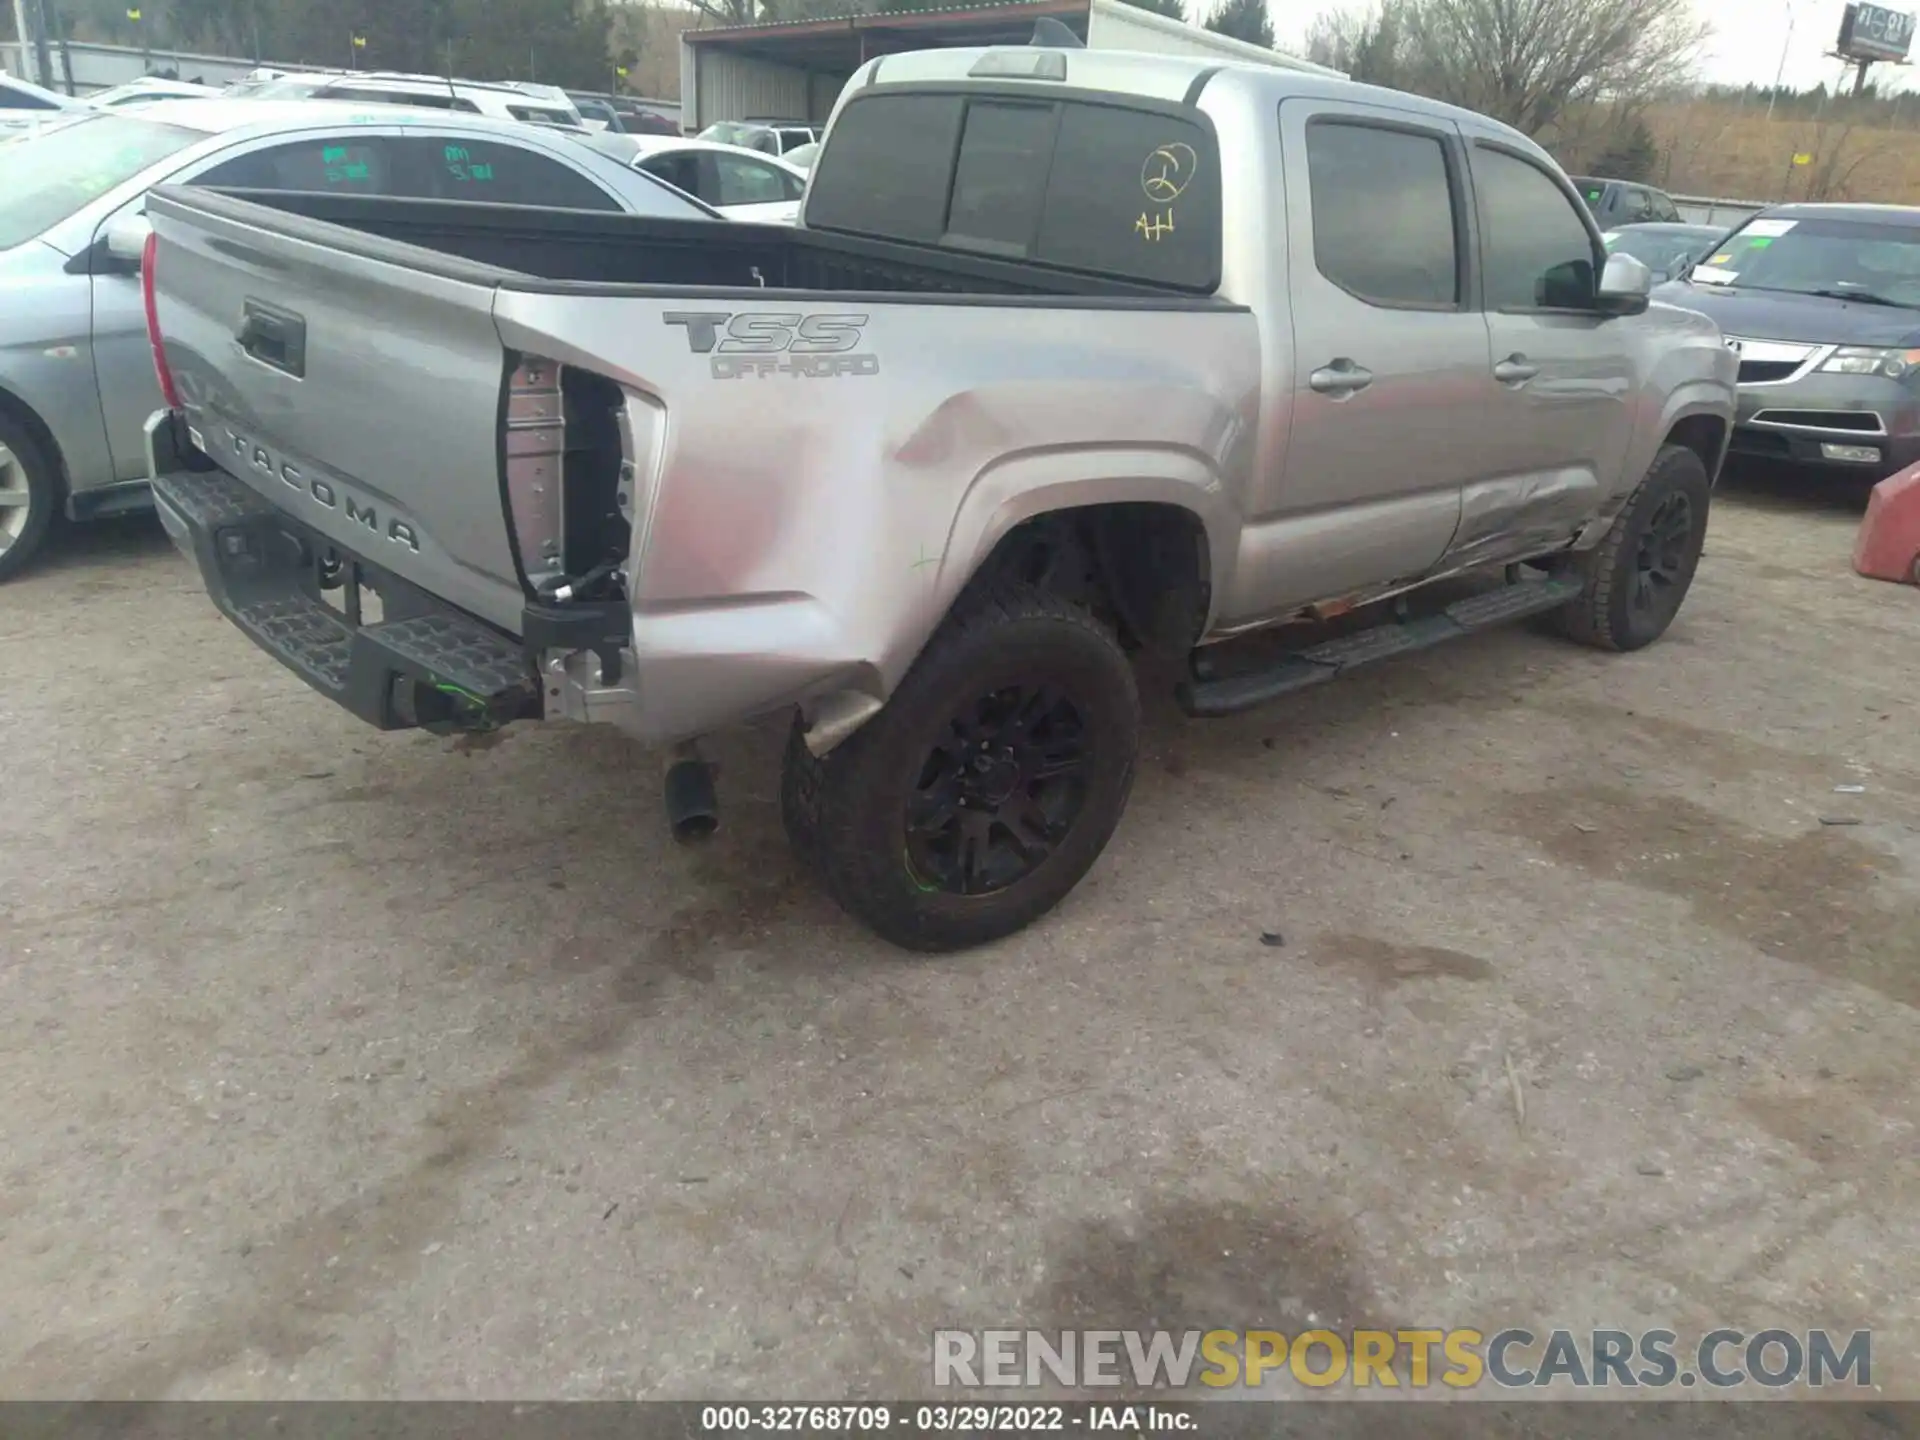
[1853, 463, 1920, 585]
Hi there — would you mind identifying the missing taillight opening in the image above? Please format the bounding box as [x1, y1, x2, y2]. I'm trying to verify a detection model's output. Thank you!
[142, 230, 183, 410]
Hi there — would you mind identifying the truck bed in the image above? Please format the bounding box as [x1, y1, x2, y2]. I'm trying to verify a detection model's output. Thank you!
[187, 187, 1193, 299]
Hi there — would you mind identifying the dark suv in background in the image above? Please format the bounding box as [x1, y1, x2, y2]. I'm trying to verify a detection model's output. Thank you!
[1574, 176, 1684, 227]
[1656, 203, 1920, 480]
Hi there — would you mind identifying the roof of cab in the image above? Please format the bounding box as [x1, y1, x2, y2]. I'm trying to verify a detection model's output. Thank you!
[846, 45, 1542, 152]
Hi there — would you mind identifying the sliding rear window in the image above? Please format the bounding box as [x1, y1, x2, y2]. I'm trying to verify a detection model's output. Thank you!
[807, 89, 1221, 292]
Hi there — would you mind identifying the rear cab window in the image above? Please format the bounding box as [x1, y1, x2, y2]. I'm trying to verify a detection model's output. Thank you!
[806, 88, 1220, 291]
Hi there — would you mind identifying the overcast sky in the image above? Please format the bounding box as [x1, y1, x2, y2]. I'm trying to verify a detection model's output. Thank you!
[1288, 0, 1915, 93]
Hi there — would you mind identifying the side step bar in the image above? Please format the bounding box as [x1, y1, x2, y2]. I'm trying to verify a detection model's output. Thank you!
[1177, 574, 1584, 718]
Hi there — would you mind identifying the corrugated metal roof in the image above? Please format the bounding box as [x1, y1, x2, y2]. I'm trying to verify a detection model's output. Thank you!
[682, 0, 1084, 43]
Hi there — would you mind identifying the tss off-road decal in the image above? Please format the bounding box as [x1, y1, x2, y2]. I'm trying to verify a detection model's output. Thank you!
[663, 311, 880, 379]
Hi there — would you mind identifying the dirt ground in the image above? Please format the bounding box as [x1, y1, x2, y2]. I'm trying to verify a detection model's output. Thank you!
[1, 466, 1916, 1404]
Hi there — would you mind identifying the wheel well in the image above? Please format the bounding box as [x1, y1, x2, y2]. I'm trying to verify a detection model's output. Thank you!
[0, 386, 68, 499]
[966, 503, 1211, 655]
[1666, 414, 1728, 480]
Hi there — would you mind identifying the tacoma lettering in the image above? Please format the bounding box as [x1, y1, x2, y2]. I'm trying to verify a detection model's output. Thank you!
[223, 428, 421, 553]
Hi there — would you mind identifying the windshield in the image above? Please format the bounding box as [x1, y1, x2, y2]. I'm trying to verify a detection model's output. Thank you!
[1692, 215, 1920, 306]
[0, 111, 199, 250]
[1604, 227, 1721, 277]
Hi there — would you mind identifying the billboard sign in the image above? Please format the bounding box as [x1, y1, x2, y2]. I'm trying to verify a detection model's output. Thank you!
[1838, 2, 1916, 62]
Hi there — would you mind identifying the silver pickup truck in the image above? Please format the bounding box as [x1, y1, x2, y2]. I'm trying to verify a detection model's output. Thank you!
[143, 40, 1736, 951]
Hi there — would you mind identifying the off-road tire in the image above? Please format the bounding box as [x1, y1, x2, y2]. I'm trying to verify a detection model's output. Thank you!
[1553, 443, 1711, 652]
[783, 584, 1140, 952]
[0, 412, 59, 584]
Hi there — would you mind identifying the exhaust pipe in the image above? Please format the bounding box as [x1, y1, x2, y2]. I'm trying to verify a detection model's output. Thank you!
[663, 741, 719, 842]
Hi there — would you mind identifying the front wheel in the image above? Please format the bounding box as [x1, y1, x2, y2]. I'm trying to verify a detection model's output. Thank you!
[784, 585, 1140, 952]
[1553, 443, 1711, 652]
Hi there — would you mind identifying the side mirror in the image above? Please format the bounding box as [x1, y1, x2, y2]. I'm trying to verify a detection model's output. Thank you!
[103, 211, 154, 271]
[1596, 251, 1653, 316]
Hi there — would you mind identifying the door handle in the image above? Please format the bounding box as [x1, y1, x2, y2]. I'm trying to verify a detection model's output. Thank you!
[237, 298, 306, 379]
[1308, 359, 1374, 396]
[1493, 354, 1540, 385]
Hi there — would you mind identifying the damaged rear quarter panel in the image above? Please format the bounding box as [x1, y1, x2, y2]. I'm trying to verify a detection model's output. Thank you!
[491, 289, 1261, 744]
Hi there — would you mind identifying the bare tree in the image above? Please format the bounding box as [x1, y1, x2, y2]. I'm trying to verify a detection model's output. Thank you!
[1304, 4, 1406, 84]
[1305, 0, 1706, 139]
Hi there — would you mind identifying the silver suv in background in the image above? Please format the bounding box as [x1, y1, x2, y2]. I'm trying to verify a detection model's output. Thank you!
[696, 119, 817, 156]
[144, 45, 1735, 950]
[234, 71, 586, 129]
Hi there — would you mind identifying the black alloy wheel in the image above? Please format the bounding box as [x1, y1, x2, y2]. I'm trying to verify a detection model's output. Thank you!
[904, 682, 1092, 897]
[1630, 490, 1695, 624]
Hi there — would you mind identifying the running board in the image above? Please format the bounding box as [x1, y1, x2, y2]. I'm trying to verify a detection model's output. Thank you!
[1177, 575, 1584, 718]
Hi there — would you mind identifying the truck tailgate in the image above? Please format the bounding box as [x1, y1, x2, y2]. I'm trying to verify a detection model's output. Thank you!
[146, 187, 524, 633]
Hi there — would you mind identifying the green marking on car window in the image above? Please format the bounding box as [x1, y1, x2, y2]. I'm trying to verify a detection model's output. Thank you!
[1748, 237, 1773, 248]
[470, 163, 493, 181]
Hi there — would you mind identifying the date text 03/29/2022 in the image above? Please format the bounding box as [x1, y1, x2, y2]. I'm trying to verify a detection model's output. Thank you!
[700, 1405, 1192, 1433]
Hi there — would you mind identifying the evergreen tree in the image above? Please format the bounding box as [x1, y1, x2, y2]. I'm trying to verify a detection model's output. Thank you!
[1205, 0, 1272, 48]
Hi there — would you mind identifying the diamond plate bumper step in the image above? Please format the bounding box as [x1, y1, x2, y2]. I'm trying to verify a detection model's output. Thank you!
[151, 461, 537, 733]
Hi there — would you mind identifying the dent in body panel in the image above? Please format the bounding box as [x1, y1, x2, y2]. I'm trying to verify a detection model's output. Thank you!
[1441, 467, 1598, 570]
[600, 300, 1261, 744]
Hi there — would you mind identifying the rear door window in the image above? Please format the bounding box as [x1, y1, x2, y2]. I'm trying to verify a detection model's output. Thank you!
[390, 135, 621, 210]
[1303, 120, 1459, 308]
[507, 105, 577, 126]
[709, 152, 801, 205]
[807, 91, 1220, 290]
[1649, 190, 1681, 223]
[199, 136, 394, 193]
[639, 150, 704, 200]
[0, 83, 59, 111]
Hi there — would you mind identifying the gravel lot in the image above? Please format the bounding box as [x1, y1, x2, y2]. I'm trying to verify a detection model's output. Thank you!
[2, 467, 1916, 1403]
